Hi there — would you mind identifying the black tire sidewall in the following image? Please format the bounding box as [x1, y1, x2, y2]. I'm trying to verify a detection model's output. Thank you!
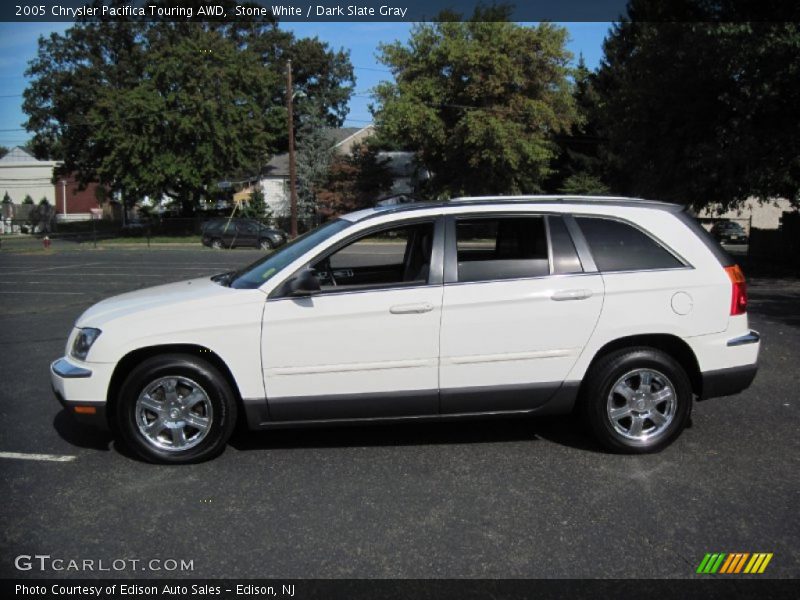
[116, 355, 237, 464]
[583, 348, 692, 453]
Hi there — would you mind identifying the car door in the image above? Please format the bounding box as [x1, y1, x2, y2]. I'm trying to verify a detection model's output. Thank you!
[438, 213, 604, 413]
[261, 216, 445, 421]
[236, 220, 259, 247]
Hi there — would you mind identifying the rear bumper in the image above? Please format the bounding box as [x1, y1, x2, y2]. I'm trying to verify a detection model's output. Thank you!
[701, 363, 758, 400]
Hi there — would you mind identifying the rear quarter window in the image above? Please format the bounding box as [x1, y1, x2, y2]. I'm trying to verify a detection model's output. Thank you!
[575, 216, 684, 272]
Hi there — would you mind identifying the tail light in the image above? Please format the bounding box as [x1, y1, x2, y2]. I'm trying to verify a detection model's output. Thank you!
[724, 265, 747, 315]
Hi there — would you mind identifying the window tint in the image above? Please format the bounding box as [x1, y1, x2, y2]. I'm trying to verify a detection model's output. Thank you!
[456, 217, 549, 282]
[575, 217, 683, 272]
[547, 216, 583, 274]
[231, 219, 351, 289]
[239, 221, 260, 234]
[312, 221, 435, 290]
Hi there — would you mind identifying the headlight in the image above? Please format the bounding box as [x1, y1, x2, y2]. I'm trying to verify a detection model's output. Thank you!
[71, 328, 102, 360]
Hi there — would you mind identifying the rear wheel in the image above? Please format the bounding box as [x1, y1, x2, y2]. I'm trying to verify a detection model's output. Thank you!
[580, 347, 692, 453]
[259, 238, 274, 251]
[115, 354, 237, 464]
[211, 238, 224, 250]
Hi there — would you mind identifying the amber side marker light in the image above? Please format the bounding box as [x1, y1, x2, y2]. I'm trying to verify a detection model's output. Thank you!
[73, 406, 97, 415]
[724, 265, 748, 316]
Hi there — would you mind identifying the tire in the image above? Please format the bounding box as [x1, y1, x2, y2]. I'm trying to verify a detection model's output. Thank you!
[211, 238, 224, 250]
[259, 238, 274, 251]
[579, 347, 692, 453]
[115, 354, 237, 464]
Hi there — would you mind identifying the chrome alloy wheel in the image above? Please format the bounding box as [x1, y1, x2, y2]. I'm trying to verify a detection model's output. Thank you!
[135, 376, 213, 452]
[606, 368, 677, 442]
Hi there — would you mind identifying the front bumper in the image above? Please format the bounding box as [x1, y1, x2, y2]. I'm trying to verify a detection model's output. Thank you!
[51, 357, 112, 430]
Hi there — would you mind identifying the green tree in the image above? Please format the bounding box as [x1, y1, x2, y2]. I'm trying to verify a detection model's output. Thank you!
[373, 6, 578, 197]
[316, 143, 394, 219]
[22, 195, 34, 205]
[2, 191, 12, 204]
[29, 197, 53, 232]
[295, 108, 336, 224]
[240, 186, 273, 223]
[0, 147, 9, 160]
[22, 0, 354, 213]
[546, 56, 610, 195]
[91, 28, 281, 214]
[595, 1, 800, 209]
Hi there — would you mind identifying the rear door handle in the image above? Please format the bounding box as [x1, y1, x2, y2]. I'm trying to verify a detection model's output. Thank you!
[551, 289, 593, 301]
[390, 302, 434, 314]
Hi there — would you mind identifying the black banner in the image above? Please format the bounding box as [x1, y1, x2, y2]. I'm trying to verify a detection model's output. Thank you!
[3, 579, 799, 600]
[2, 0, 800, 23]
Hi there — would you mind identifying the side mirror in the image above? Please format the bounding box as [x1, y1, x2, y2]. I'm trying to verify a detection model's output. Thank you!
[286, 269, 321, 297]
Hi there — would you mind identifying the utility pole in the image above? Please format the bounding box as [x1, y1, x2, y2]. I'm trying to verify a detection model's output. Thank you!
[286, 59, 298, 238]
[61, 179, 67, 217]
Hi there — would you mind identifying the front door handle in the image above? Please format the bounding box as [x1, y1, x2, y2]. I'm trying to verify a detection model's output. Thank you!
[390, 302, 434, 314]
[551, 289, 593, 301]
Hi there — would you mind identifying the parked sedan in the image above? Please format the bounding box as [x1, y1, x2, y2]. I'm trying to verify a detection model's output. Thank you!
[201, 219, 286, 250]
[711, 220, 748, 244]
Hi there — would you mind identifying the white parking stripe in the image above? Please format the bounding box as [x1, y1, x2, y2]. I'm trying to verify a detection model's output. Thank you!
[0, 451, 76, 462]
[0, 291, 86, 295]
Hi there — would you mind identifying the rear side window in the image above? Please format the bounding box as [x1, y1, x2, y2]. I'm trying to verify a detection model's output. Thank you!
[575, 217, 684, 272]
[456, 216, 549, 282]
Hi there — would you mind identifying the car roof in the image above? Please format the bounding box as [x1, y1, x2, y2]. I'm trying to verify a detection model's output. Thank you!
[341, 195, 684, 223]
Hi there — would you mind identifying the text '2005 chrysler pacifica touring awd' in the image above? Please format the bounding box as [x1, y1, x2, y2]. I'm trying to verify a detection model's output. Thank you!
[51, 196, 760, 463]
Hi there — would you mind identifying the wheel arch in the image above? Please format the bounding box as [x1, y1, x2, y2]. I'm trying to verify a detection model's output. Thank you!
[580, 334, 702, 399]
[106, 344, 244, 426]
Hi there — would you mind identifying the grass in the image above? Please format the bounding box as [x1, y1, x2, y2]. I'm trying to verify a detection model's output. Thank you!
[85, 235, 202, 246]
[0, 234, 205, 254]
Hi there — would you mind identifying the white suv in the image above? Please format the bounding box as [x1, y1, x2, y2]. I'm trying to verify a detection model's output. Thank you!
[51, 196, 760, 463]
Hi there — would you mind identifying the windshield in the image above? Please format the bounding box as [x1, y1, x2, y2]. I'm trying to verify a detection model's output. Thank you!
[229, 219, 352, 289]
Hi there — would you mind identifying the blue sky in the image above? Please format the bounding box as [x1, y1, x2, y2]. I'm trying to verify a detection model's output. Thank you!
[0, 21, 610, 147]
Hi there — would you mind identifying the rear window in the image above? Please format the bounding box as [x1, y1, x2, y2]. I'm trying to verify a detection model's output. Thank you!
[575, 217, 684, 272]
[456, 216, 549, 282]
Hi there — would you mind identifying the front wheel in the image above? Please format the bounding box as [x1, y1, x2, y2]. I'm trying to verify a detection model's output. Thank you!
[580, 347, 692, 453]
[115, 354, 237, 464]
[211, 238, 224, 250]
[259, 238, 274, 251]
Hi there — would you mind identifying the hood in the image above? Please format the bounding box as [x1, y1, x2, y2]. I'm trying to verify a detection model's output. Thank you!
[75, 277, 262, 328]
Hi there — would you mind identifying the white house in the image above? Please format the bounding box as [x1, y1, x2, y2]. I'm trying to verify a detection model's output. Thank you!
[0, 147, 60, 207]
[697, 197, 796, 232]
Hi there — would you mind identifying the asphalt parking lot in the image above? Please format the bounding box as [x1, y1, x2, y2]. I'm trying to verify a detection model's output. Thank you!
[0, 245, 798, 579]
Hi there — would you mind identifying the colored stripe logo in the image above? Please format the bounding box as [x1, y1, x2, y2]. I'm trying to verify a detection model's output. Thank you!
[697, 553, 773, 574]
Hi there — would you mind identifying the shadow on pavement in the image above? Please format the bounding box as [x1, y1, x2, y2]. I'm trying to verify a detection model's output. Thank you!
[228, 414, 602, 454]
[53, 409, 113, 452]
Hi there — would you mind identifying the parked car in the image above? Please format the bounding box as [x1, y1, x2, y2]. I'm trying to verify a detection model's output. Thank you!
[711, 220, 749, 244]
[52, 196, 760, 463]
[201, 218, 286, 250]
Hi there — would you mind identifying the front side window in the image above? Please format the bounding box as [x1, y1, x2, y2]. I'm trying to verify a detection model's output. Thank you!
[311, 221, 435, 291]
[575, 217, 684, 272]
[231, 219, 352, 289]
[456, 216, 549, 283]
[236, 220, 260, 234]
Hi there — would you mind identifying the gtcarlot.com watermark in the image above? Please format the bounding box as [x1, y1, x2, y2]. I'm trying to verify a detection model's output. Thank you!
[14, 554, 194, 573]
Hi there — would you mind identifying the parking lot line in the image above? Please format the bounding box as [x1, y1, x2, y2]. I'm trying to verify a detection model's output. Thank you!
[0, 451, 76, 462]
[0, 291, 86, 295]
